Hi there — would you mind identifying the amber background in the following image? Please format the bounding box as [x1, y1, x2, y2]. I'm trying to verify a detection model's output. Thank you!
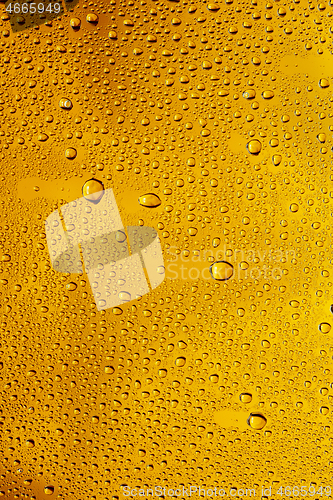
[1, 0, 333, 498]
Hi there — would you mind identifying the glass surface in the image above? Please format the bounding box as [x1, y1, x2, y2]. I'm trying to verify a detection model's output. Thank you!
[0, 0, 332, 498]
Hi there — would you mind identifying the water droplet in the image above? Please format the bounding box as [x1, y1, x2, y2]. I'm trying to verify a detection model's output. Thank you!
[202, 60, 212, 69]
[188, 227, 198, 236]
[82, 178, 104, 203]
[240, 393, 252, 403]
[108, 30, 117, 39]
[212, 237, 221, 248]
[320, 406, 329, 415]
[70, 17, 81, 29]
[319, 322, 331, 334]
[262, 90, 274, 99]
[171, 17, 181, 25]
[247, 139, 262, 155]
[207, 3, 220, 11]
[66, 282, 77, 291]
[115, 230, 126, 243]
[247, 413, 267, 430]
[44, 486, 55, 496]
[86, 13, 98, 23]
[210, 261, 234, 281]
[138, 193, 161, 208]
[25, 439, 35, 448]
[272, 155, 282, 166]
[38, 133, 48, 142]
[105, 366, 115, 374]
[59, 98, 73, 110]
[118, 291, 131, 302]
[112, 307, 123, 315]
[317, 133, 326, 143]
[65, 147, 77, 159]
[209, 374, 219, 383]
[243, 89, 256, 99]
[290, 203, 299, 212]
[187, 157, 196, 167]
[319, 78, 329, 88]
[175, 357, 186, 367]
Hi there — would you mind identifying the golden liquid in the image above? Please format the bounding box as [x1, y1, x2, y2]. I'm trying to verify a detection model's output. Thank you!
[1, 0, 333, 498]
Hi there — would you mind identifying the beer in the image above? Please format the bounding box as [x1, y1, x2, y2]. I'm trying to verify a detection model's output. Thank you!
[0, 0, 332, 497]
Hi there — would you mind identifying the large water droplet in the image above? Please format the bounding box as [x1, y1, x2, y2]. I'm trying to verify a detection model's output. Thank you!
[118, 291, 131, 302]
[86, 13, 98, 23]
[138, 193, 161, 208]
[210, 261, 234, 281]
[70, 18, 81, 29]
[290, 203, 299, 212]
[44, 486, 55, 495]
[319, 78, 329, 88]
[105, 366, 115, 374]
[319, 322, 331, 334]
[82, 178, 104, 203]
[175, 357, 186, 367]
[240, 393, 252, 403]
[65, 147, 77, 159]
[59, 98, 73, 110]
[247, 413, 267, 430]
[247, 139, 262, 155]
